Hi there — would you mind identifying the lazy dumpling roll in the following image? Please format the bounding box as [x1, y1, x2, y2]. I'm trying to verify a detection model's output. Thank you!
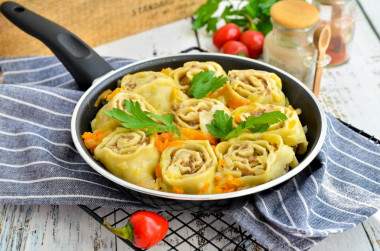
[159, 140, 218, 194]
[233, 103, 308, 154]
[94, 128, 160, 185]
[169, 61, 227, 93]
[91, 92, 158, 132]
[172, 98, 230, 135]
[120, 71, 184, 114]
[215, 133, 298, 192]
[223, 69, 286, 108]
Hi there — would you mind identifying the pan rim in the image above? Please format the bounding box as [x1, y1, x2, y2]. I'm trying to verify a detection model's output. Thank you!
[71, 53, 327, 201]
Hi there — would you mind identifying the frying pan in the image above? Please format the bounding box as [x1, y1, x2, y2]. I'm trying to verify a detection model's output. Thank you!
[1, 1, 326, 212]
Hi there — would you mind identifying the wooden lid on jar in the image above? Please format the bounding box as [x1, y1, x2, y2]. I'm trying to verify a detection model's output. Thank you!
[270, 0, 319, 29]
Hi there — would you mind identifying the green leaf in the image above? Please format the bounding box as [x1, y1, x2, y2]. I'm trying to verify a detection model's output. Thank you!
[192, 0, 280, 35]
[206, 110, 287, 140]
[259, 0, 279, 15]
[248, 123, 270, 133]
[104, 99, 181, 136]
[243, 1, 259, 17]
[188, 71, 230, 99]
[224, 122, 246, 140]
[192, 0, 220, 31]
[206, 17, 218, 33]
[206, 110, 234, 139]
[245, 111, 287, 126]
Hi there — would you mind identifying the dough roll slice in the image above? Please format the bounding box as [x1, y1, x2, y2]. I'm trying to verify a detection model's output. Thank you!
[94, 128, 160, 185]
[215, 133, 298, 191]
[222, 69, 286, 108]
[91, 92, 158, 132]
[159, 140, 218, 194]
[169, 61, 227, 93]
[120, 71, 184, 114]
[172, 98, 230, 135]
[232, 103, 308, 154]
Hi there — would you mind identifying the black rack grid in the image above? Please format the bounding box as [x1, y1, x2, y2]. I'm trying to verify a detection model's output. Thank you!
[79, 205, 267, 251]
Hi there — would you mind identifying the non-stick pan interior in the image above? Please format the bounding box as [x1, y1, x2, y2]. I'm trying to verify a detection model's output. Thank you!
[73, 53, 324, 203]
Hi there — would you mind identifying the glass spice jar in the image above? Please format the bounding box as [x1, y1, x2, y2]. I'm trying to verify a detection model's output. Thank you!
[312, 0, 356, 66]
[263, 0, 320, 90]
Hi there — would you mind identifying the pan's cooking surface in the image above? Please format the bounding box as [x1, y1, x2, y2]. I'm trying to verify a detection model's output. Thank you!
[72, 53, 326, 203]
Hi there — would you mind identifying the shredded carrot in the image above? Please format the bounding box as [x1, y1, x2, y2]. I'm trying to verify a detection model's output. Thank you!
[214, 176, 222, 181]
[227, 96, 248, 109]
[211, 145, 216, 153]
[160, 68, 172, 75]
[94, 89, 112, 107]
[173, 187, 184, 194]
[106, 88, 122, 101]
[155, 163, 162, 178]
[153, 133, 184, 152]
[179, 128, 217, 145]
[214, 175, 242, 193]
[81, 129, 112, 154]
[217, 84, 229, 96]
[219, 159, 226, 166]
[288, 120, 296, 130]
[198, 183, 210, 195]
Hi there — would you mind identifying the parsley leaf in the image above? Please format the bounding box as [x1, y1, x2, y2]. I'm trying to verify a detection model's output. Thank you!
[104, 99, 181, 136]
[192, 0, 281, 35]
[206, 110, 287, 140]
[206, 110, 234, 139]
[188, 71, 230, 99]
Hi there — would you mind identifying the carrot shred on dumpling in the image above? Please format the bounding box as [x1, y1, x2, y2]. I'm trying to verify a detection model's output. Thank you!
[106, 88, 122, 101]
[179, 128, 217, 145]
[81, 129, 111, 154]
[153, 133, 184, 152]
[160, 68, 172, 75]
[94, 89, 112, 107]
[155, 163, 162, 178]
[173, 187, 184, 194]
[214, 174, 242, 193]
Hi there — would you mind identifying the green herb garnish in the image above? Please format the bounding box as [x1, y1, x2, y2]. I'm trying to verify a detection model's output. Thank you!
[206, 110, 287, 140]
[188, 71, 230, 99]
[192, 0, 281, 35]
[104, 100, 181, 136]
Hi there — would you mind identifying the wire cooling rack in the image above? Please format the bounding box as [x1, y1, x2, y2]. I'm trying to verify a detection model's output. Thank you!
[79, 205, 267, 251]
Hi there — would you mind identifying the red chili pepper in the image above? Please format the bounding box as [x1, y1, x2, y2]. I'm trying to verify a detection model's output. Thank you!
[103, 211, 169, 249]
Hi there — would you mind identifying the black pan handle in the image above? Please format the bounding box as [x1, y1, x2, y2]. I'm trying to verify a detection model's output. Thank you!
[0, 1, 114, 91]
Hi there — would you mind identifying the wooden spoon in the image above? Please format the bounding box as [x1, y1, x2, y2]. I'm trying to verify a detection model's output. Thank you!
[313, 25, 331, 97]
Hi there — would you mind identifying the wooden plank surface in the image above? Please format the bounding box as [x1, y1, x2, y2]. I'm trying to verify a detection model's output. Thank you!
[0, 0, 205, 57]
[1, 1, 380, 250]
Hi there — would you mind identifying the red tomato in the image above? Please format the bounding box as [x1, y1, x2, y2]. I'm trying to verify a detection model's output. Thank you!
[213, 23, 241, 49]
[239, 30, 265, 59]
[104, 211, 169, 249]
[221, 41, 249, 57]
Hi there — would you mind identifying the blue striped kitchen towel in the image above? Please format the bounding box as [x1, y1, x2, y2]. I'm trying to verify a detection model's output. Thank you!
[0, 56, 379, 251]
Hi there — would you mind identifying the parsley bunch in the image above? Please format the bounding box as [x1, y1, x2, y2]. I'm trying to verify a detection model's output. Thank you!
[193, 0, 280, 35]
[104, 100, 181, 136]
[206, 110, 287, 140]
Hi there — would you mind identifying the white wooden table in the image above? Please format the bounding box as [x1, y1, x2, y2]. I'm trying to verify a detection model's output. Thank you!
[1, 1, 380, 250]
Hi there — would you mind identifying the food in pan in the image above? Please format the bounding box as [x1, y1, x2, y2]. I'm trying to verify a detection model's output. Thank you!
[232, 103, 308, 154]
[94, 128, 160, 185]
[169, 61, 226, 92]
[214, 133, 298, 192]
[82, 61, 308, 195]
